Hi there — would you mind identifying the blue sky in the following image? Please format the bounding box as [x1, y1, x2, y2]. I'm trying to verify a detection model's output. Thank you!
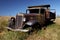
[0, 0, 60, 16]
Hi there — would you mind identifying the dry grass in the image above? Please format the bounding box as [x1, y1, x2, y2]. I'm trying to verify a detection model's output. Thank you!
[0, 16, 28, 40]
[0, 16, 11, 32]
[0, 16, 60, 40]
[26, 18, 60, 40]
[0, 16, 11, 21]
[26, 24, 60, 40]
[55, 18, 60, 25]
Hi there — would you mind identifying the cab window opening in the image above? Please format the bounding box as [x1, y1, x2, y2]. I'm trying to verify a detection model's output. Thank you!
[29, 9, 39, 13]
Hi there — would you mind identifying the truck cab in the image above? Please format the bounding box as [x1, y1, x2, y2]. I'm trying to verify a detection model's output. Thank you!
[27, 5, 56, 21]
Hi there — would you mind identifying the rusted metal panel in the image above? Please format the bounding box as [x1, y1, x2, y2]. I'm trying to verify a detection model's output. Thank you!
[25, 14, 45, 25]
[36, 14, 45, 25]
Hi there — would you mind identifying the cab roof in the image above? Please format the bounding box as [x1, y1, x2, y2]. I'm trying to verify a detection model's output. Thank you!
[28, 4, 50, 8]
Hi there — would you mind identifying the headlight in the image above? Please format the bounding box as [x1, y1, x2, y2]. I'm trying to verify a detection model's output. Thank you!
[22, 18, 26, 21]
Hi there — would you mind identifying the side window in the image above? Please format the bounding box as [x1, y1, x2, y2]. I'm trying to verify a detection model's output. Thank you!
[40, 8, 45, 14]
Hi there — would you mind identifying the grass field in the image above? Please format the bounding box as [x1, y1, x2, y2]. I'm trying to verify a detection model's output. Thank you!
[0, 16, 60, 40]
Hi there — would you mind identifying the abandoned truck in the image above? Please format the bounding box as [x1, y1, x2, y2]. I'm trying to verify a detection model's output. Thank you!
[7, 5, 56, 32]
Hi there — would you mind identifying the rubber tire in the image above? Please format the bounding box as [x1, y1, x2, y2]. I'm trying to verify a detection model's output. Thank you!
[32, 22, 41, 31]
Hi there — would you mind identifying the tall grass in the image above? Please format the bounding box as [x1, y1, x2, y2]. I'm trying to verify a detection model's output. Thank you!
[0, 31, 28, 40]
[0, 19, 8, 32]
[26, 24, 60, 40]
[0, 17, 28, 40]
[0, 17, 60, 40]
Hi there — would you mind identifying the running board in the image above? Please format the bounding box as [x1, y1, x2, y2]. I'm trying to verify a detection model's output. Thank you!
[5, 27, 29, 32]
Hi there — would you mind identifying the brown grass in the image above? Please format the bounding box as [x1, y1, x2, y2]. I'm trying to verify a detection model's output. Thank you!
[0, 16, 11, 21]
[0, 16, 60, 40]
[26, 18, 60, 40]
[55, 18, 60, 25]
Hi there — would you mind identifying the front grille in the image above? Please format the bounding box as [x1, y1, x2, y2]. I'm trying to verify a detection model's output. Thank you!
[15, 14, 24, 29]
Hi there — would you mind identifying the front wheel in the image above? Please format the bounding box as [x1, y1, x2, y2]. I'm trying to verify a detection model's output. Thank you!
[32, 22, 41, 31]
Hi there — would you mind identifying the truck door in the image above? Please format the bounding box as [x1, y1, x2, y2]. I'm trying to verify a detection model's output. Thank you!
[39, 8, 45, 25]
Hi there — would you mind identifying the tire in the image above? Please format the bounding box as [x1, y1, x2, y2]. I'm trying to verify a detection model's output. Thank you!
[23, 23, 41, 33]
[32, 22, 41, 31]
[23, 25, 31, 29]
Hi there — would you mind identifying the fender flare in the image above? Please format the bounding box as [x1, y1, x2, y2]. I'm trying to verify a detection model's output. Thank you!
[25, 20, 39, 26]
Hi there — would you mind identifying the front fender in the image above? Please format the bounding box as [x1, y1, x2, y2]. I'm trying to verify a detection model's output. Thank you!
[25, 20, 37, 26]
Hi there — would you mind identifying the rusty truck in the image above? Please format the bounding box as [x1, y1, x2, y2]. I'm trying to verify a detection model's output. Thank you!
[7, 4, 56, 32]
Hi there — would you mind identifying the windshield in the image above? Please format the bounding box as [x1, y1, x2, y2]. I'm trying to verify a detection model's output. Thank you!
[29, 9, 39, 13]
[26, 9, 39, 14]
[26, 8, 45, 14]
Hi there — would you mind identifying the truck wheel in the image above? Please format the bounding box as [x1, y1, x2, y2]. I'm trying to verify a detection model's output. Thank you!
[32, 22, 41, 31]
[23, 25, 31, 29]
